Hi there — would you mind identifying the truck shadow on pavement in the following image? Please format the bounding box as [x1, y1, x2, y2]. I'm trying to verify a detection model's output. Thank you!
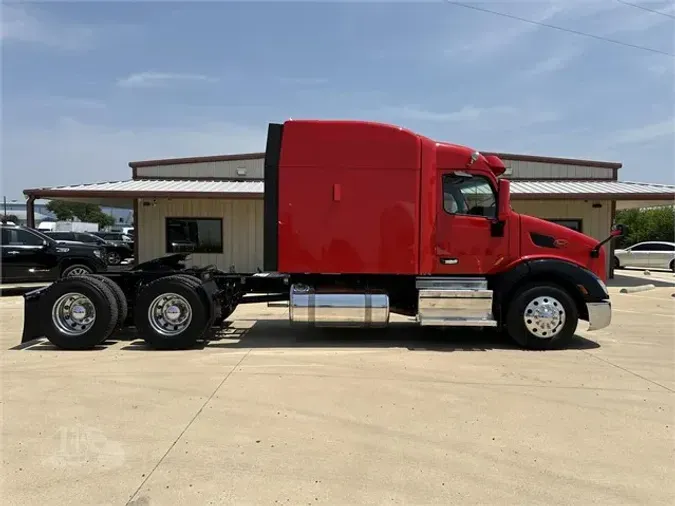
[13, 321, 600, 352]
[108, 320, 598, 352]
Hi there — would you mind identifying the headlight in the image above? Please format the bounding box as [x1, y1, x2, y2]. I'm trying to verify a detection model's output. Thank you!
[93, 249, 102, 259]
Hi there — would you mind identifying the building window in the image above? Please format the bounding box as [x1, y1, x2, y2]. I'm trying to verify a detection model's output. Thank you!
[442, 174, 497, 219]
[165, 218, 223, 254]
[547, 219, 582, 232]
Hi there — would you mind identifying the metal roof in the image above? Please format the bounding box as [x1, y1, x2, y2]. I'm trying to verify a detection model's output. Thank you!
[24, 178, 675, 201]
[510, 180, 675, 199]
[24, 179, 264, 198]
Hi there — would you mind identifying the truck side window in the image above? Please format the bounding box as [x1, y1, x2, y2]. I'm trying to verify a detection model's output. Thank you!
[5, 229, 44, 246]
[442, 174, 497, 218]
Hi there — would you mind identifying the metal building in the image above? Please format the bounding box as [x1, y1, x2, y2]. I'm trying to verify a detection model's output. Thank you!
[24, 151, 675, 278]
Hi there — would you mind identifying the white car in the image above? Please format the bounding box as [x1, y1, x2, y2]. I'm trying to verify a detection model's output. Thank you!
[614, 241, 675, 271]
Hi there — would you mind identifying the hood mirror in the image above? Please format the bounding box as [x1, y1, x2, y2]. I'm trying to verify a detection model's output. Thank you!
[611, 224, 626, 237]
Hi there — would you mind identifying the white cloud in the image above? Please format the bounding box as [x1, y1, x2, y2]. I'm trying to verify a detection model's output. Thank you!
[602, 1, 675, 35]
[0, 3, 94, 50]
[277, 77, 328, 86]
[606, 118, 675, 147]
[378, 104, 516, 123]
[1, 118, 267, 197]
[648, 62, 675, 76]
[116, 72, 219, 88]
[377, 103, 559, 127]
[523, 47, 581, 77]
[444, 2, 567, 59]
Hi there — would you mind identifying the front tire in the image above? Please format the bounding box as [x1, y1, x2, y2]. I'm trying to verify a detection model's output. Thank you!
[505, 284, 579, 350]
[614, 257, 622, 270]
[41, 276, 119, 349]
[61, 264, 94, 278]
[134, 275, 212, 350]
[107, 251, 122, 265]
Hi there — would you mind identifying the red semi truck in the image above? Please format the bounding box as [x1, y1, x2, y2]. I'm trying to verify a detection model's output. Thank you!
[21, 119, 620, 350]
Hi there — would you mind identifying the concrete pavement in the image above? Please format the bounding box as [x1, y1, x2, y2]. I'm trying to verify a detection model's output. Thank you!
[1, 287, 673, 505]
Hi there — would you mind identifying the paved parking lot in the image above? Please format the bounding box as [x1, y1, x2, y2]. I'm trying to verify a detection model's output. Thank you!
[1, 284, 674, 505]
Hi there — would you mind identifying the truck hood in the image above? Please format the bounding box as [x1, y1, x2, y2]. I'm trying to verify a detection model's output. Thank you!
[518, 214, 607, 280]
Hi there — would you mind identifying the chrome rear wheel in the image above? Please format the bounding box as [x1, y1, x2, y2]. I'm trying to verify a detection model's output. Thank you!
[148, 293, 193, 336]
[51, 292, 97, 336]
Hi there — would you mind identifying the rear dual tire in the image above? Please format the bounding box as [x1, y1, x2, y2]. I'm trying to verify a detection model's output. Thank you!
[505, 284, 579, 350]
[41, 276, 120, 350]
[134, 275, 214, 350]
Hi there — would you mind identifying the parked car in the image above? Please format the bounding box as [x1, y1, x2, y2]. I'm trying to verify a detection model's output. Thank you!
[1, 224, 107, 283]
[92, 231, 134, 246]
[92, 232, 134, 256]
[46, 231, 133, 266]
[614, 241, 675, 271]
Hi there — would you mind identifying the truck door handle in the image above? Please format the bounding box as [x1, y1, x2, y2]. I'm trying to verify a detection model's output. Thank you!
[441, 258, 458, 265]
[7, 251, 20, 255]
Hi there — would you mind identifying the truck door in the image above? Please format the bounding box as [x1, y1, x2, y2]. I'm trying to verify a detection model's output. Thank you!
[1, 228, 52, 281]
[434, 171, 509, 275]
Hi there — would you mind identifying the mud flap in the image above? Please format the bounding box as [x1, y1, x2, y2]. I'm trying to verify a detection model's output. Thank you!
[21, 286, 49, 344]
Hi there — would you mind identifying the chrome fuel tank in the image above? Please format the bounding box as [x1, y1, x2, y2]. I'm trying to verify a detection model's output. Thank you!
[289, 284, 390, 327]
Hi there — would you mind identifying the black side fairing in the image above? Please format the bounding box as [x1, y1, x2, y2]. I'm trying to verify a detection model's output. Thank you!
[526, 259, 608, 301]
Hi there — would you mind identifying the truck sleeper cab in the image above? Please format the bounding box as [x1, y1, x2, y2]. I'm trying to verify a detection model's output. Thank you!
[21, 119, 616, 351]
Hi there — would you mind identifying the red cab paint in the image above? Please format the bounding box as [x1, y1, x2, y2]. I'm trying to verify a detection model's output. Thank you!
[276, 119, 608, 280]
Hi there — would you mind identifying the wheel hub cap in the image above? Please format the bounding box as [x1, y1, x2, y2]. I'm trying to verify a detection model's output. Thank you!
[148, 293, 193, 336]
[523, 296, 566, 339]
[70, 305, 87, 321]
[52, 293, 97, 336]
[164, 305, 181, 322]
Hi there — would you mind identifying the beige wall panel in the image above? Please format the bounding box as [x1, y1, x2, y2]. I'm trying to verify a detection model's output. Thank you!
[137, 198, 264, 272]
[136, 158, 264, 179]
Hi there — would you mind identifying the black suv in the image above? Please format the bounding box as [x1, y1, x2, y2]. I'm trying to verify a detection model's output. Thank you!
[46, 231, 133, 265]
[1, 224, 107, 283]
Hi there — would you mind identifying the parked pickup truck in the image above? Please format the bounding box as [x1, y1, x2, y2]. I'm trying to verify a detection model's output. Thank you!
[45, 231, 133, 265]
[1, 224, 107, 283]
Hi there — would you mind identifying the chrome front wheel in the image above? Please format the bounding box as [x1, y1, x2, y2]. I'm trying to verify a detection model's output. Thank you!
[506, 284, 579, 350]
[523, 295, 566, 339]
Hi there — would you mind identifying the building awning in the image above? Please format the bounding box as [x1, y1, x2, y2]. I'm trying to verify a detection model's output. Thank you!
[510, 180, 675, 199]
[24, 178, 675, 209]
[23, 179, 265, 208]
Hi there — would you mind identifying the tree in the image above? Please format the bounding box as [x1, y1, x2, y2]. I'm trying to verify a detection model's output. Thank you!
[46, 200, 115, 229]
[615, 206, 675, 247]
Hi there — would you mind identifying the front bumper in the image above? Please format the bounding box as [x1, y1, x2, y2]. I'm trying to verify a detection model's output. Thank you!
[586, 300, 611, 331]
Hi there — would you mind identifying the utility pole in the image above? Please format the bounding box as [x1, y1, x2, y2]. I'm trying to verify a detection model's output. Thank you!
[3, 196, 6, 217]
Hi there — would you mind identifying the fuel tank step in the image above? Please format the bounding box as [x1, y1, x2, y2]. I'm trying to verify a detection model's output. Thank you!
[417, 280, 496, 327]
[417, 316, 498, 327]
[415, 276, 488, 291]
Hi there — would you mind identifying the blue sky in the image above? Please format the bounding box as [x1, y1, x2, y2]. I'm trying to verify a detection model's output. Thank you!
[2, 0, 674, 199]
